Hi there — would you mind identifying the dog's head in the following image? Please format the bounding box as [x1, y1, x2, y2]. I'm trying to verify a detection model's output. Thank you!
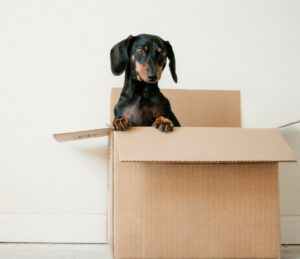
[110, 34, 177, 84]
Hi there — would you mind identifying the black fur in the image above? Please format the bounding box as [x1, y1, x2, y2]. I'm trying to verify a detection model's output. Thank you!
[110, 34, 180, 132]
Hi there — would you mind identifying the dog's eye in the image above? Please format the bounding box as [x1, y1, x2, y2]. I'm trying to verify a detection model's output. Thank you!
[157, 49, 166, 56]
[158, 52, 166, 61]
[137, 48, 145, 56]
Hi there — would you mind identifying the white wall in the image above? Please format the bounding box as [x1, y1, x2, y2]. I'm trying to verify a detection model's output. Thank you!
[0, 0, 299, 243]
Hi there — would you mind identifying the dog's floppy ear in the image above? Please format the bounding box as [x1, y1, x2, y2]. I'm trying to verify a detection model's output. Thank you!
[164, 41, 177, 83]
[110, 35, 135, 76]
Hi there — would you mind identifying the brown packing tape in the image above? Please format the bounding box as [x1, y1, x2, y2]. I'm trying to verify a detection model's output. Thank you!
[53, 128, 111, 142]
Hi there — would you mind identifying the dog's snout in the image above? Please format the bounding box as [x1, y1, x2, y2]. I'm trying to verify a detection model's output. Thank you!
[148, 73, 157, 82]
[147, 60, 157, 82]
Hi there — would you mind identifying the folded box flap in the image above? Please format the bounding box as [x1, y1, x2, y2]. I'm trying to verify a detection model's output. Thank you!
[53, 128, 111, 142]
[115, 127, 296, 163]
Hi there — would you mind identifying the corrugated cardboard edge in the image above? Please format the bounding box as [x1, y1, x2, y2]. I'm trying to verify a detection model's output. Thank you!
[53, 128, 111, 142]
[50, 124, 293, 142]
[52, 120, 300, 142]
[107, 129, 114, 255]
[275, 165, 282, 259]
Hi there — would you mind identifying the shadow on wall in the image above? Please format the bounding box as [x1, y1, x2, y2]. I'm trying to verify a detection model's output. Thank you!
[279, 124, 300, 214]
[67, 138, 109, 163]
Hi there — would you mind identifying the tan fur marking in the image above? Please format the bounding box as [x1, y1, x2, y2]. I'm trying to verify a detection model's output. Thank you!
[157, 48, 162, 53]
[153, 116, 174, 132]
[154, 116, 173, 125]
[135, 62, 164, 83]
[144, 45, 149, 51]
[135, 61, 149, 82]
[156, 65, 163, 81]
[113, 117, 132, 131]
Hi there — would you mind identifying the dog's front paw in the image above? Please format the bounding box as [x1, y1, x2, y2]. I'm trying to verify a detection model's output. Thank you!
[113, 117, 133, 131]
[153, 116, 174, 132]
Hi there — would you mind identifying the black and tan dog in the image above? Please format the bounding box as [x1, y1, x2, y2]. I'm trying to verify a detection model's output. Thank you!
[110, 34, 180, 132]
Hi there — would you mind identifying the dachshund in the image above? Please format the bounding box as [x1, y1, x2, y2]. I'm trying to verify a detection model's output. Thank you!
[110, 34, 180, 132]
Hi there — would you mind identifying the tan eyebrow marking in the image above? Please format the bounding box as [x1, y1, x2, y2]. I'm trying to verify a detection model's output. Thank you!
[144, 45, 149, 51]
[157, 48, 162, 53]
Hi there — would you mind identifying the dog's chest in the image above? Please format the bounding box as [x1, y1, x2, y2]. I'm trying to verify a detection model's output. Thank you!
[123, 97, 161, 126]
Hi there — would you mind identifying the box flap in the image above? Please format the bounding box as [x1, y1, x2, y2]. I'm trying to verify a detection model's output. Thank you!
[53, 128, 111, 142]
[115, 127, 295, 163]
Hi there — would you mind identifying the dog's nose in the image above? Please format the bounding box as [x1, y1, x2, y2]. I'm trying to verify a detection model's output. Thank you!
[148, 74, 157, 82]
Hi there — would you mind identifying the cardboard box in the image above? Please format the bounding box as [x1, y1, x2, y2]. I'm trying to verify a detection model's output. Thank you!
[54, 88, 295, 259]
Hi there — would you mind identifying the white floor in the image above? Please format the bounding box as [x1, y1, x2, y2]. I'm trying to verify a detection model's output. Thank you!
[282, 245, 300, 259]
[0, 243, 299, 259]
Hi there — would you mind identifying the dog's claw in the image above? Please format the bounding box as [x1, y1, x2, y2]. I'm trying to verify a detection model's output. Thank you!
[153, 116, 174, 133]
[113, 117, 133, 131]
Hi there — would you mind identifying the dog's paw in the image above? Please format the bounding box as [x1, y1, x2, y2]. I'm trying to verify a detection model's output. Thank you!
[153, 116, 174, 132]
[113, 117, 133, 131]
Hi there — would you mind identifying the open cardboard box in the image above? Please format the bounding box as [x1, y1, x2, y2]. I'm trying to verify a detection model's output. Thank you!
[54, 88, 296, 259]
